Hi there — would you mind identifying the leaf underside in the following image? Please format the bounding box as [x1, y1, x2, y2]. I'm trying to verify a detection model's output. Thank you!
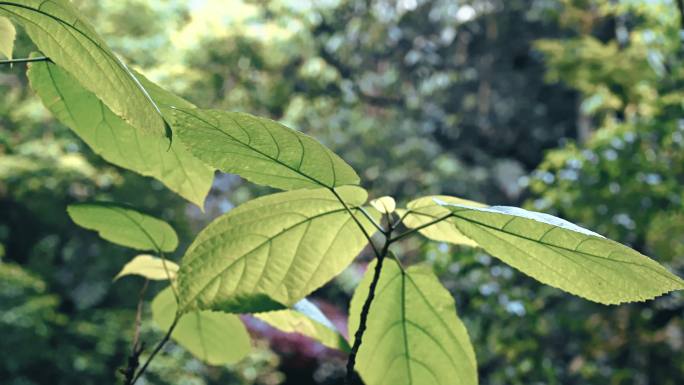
[439, 202, 684, 304]
[349, 259, 478, 385]
[152, 287, 251, 365]
[67, 202, 178, 252]
[255, 298, 350, 352]
[28, 60, 214, 208]
[0, 0, 167, 136]
[177, 186, 379, 314]
[172, 107, 360, 191]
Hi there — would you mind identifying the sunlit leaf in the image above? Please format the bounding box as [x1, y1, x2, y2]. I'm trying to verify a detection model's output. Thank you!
[172, 107, 360, 190]
[400, 196, 485, 247]
[177, 186, 378, 313]
[370, 196, 396, 214]
[28, 60, 214, 208]
[0, 0, 168, 136]
[349, 258, 477, 385]
[152, 287, 251, 365]
[437, 201, 684, 304]
[0, 16, 15, 59]
[114, 255, 179, 281]
[67, 203, 178, 252]
[255, 298, 350, 352]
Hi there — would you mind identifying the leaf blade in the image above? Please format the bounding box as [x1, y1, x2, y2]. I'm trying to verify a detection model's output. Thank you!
[402, 196, 485, 247]
[349, 258, 477, 385]
[114, 255, 179, 281]
[152, 287, 251, 365]
[28, 60, 214, 208]
[0, 0, 167, 136]
[173, 107, 359, 190]
[0, 16, 15, 59]
[67, 202, 178, 252]
[177, 186, 378, 313]
[438, 202, 684, 304]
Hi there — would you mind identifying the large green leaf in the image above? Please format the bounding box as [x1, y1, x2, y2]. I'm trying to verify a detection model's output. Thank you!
[349, 258, 477, 385]
[114, 255, 179, 281]
[28, 60, 214, 208]
[177, 186, 378, 313]
[172, 107, 359, 190]
[255, 298, 350, 352]
[0, 16, 15, 59]
[437, 201, 684, 304]
[152, 287, 251, 365]
[0, 0, 167, 136]
[400, 196, 485, 247]
[67, 203, 178, 252]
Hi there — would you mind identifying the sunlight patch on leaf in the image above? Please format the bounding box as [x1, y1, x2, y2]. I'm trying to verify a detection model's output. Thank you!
[114, 255, 179, 281]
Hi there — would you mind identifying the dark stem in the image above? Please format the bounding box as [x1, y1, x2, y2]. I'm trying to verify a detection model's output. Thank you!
[122, 279, 149, 385]
[0, 56, 51, 65]
[345, 234, 391, 384]
[130, 316, 179, 384]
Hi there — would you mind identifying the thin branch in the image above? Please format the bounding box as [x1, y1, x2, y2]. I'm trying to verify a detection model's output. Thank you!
[358, 206, 385, 234]
[0, 56, 51, 65]
[122, 279, 149, 385]
[328, 187, 381, 258]
[345, 238, 391, 384]
[389, 213, 454, 244]
[130, 315, 179, 385]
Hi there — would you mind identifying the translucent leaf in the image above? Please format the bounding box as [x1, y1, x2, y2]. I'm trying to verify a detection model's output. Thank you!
[370, 196, 396, 214]
[255, 298, 350, 352]
[67, 203, 178, 252]
[114, 255, 179, 281]
[400, 196, 485, 247]
[0, 0, 167, 136]
[28, 60, 213, 208]
[349, 258, 477, 385]
[152, 287, 251, 365]
[437, 201, 684, 304]
[172, 107, 360, 190]
[0, 16, 15, 59]
[177, 186, 378, 313]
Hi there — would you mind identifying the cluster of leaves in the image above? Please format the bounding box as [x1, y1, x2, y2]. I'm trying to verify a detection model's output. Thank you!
[1, 1, 683, 385]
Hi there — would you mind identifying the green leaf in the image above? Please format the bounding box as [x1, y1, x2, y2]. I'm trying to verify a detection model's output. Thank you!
[28, 60, 213, 208]
[172, 107, 360, 190]
[370, 196, 396, 214]
[152, 287, 251, 365]
[255, 298, 350, 352]
[114, 255, 179, 281]
[349, 258, 477, 385]
[177, 186, 378, 313]
[0, 0, 167, 136]
[67, 203, 178, 252]
[0, 16, 15, 59]
[437, 201, 684, 304]
[400, 196, 485, 247]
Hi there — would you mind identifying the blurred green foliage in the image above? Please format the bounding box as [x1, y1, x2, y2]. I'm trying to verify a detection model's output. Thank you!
[1, 0, 682, 384]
